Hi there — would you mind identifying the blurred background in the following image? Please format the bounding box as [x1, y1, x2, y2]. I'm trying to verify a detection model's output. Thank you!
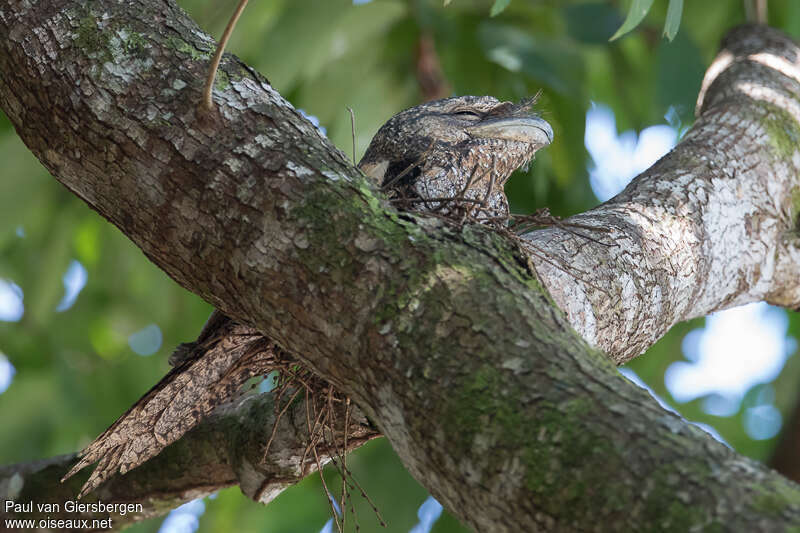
[3, 0, 800, 531]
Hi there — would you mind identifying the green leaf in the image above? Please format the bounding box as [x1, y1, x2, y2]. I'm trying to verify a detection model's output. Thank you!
[663, 0, 684, 41]
[609, 0, 654, 41]
[490, 0, 511, 17]
[656, 31, 705, 125]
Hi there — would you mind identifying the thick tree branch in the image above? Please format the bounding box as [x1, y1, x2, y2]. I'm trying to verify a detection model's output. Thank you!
[527, 24, 800, 361]
[2, 3, 800, 532]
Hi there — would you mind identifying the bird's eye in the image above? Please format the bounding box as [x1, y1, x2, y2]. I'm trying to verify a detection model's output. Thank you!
[452, 111, 481, 120]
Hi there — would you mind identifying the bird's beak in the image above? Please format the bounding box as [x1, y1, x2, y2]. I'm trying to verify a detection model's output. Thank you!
[467, 116, 554, 146]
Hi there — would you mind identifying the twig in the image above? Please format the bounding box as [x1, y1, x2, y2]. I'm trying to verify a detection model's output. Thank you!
[510, 209, 613, 248]
[466, 154, 498, 221]
[341, 397, 351, 527]
[449, 160, 485, 219]
[397, 196, 487, 205]
[332, 461, 387, 528]
[347, 107, 357, 164]
[306, 389, 342, 533]
[744, 0, 768, 24]
[380, 141, 435, 191]
[300, 388, 330, 475]
[520, 240, 608, 293]
[200, 0, 250, 112]
[261, 386, 304, 463]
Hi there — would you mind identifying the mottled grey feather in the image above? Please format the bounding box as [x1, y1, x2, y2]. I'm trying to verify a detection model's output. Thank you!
[360, 95, 552, 219]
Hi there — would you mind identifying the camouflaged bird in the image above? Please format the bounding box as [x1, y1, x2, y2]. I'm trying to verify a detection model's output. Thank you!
[62, 95, 553, 497]
[360, 95, 552, 219]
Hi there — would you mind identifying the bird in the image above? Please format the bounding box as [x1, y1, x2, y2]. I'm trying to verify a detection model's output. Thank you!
[62, 95, 553, 497]
[360, 95, 553, 220]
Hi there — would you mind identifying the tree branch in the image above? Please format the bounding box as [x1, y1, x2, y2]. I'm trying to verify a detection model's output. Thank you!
[2, 2, 800, 531]
[0, 391, 377, 529]
[527, 24, 800, 361]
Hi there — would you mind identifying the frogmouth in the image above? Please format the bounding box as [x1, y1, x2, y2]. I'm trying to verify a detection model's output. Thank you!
[360, 95, 553, 219]
[63, 96, 553, 497]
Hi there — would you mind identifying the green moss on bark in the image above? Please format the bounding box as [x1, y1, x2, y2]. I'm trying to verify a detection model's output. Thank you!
[72, 16, 113, 63]
[167, 36, 213, 61]
[760, 103, 800, 159]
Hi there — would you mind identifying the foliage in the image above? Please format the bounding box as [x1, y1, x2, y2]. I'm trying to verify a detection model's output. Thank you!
[2, 0, 800, 531]
[608, 0, 685, 42]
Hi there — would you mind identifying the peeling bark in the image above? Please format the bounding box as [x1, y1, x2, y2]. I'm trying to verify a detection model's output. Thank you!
[1, 2, 800, 531]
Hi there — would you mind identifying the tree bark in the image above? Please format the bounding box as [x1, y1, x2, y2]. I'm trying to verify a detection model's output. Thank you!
[527, 25, 800, 362]
[1, 2, 800, 531]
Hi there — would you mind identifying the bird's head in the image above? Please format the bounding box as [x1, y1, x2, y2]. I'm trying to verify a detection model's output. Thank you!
[358, 95, 553, 220]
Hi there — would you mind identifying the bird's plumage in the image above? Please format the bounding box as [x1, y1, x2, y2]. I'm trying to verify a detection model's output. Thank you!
[360, 95, 552, 219]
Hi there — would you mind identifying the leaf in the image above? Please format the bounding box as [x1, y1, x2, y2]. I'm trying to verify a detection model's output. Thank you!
[443, 0, 452, 6]
[656, 31, 704, 125]
[609, 0, 654, 41]
[490, 0, 511, 17]
[663, 0, 684, 41]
